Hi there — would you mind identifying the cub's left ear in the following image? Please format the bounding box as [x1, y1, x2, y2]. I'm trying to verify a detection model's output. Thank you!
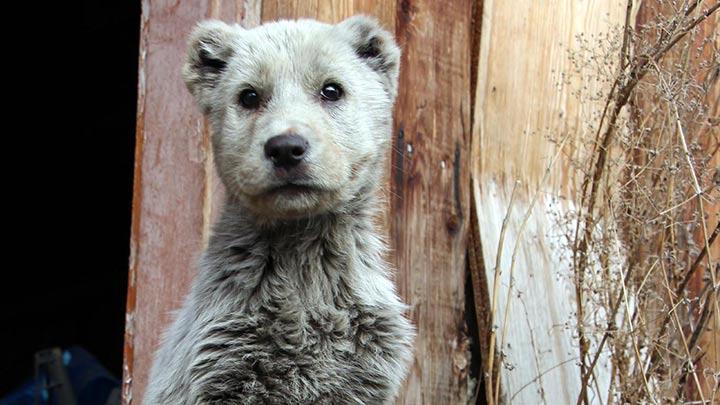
[336, 16, 401, 100]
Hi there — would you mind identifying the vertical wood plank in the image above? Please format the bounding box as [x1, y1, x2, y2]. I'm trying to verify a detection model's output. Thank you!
[124, 2, 260, 403]
[470, 0, 627, 403]
[261, 0, 393, 28]
[390, 1, 473, 403]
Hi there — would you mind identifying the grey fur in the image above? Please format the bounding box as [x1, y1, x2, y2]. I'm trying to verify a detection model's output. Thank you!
[144, 16, 414, 405]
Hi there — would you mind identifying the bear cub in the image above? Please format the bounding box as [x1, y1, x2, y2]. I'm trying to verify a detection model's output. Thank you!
[144, 16, 414, 405]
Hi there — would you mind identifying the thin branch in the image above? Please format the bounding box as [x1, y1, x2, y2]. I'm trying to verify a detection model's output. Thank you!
[662, 263, 707, 404]
[486, 180, 520, 405]
[495, 133, 571, 405]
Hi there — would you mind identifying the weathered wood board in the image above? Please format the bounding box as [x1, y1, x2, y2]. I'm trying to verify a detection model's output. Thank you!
[124, 1, 472, 404]
[124, 2, 261, 403]
[390, 1, 473, 402]
[469, 0, 628, 403]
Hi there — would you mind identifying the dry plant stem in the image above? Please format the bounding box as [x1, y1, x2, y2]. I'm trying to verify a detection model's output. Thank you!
[510, 358, 580, 402]
[486, 180, 520, 405]
[688, 279, 719, 353]
[679, 205, 718, 396]
[619, 0, 634, 69]
[573, 5, 635, 400]
[493, 134, 571, 405]
[644, 85, 720, 381]
[673, 101, 719, 312]
[661, 261, 708, 404]
[656, 184, 715, 217]
[652, 2, 720, 65]
[637, 259, 659, 297]
[680, 287, 717, 397]
[578, 0, 720, 271]
[575, 257, 638, 405]
[575, 4, 720, 403]
[645, 212, 720, 377]
[619, 265, 656, 403]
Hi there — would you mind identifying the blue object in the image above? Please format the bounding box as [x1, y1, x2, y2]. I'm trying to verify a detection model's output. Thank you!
[0, 346, 120, 405]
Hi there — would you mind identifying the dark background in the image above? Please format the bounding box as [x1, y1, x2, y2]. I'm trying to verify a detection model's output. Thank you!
[1, 2, 140, 395]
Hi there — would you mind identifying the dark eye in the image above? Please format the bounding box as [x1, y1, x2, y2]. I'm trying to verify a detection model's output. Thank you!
[320, 83, 343, 102]
[238, 88, 260, 109]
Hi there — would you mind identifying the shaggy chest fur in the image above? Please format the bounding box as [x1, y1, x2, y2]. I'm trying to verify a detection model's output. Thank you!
[145, 205, 414, 405]
[191, 297, 402, 404]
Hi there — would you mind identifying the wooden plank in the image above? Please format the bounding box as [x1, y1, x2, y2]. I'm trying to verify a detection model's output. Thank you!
[126, 1, 473, 403]
[470, 0, 628, 403]
[390, 1, 473, 403]
[123, 2, 260, 403]
[261, 0, 394, 27]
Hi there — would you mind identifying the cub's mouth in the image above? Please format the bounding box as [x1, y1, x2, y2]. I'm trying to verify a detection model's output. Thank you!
[242, 180, 345, 219]
[265, 183, 325, 196]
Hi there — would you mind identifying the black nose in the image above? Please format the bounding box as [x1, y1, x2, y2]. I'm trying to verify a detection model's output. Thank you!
[264, 134, 309, 169]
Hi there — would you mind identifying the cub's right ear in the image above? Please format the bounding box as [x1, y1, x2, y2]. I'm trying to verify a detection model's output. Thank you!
[182, 20, 241, 112]
[336, 16, 401, 101]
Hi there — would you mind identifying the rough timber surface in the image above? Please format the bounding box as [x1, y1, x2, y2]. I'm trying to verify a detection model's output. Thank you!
[390, 1, 473, 403]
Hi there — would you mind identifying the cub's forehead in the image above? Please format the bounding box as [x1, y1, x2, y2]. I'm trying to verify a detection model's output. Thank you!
[183, 16, 399, 113]
[225, 20, 358, 82]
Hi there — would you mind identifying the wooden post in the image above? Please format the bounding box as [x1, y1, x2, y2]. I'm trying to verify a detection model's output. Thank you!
[391, 1, 473, 402]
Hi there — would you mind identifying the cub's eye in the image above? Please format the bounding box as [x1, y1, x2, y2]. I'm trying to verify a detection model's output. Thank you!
[238, 89, 260, 109]
[320, 83, 343, 102]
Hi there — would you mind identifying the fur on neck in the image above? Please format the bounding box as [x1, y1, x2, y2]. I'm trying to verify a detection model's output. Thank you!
[193, 187, 399, 313]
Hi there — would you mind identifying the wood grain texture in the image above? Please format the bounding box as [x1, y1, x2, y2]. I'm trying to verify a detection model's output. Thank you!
[261, 0, 394, 27]
[470, 0, 628, 403]
[123, 2, 260, 403]
[391, 1, 473, 403]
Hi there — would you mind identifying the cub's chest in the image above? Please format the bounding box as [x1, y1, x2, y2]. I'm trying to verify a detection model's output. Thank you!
[189, 304, 396, 404]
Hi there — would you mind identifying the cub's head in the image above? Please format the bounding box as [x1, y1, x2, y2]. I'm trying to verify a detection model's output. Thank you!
[183, 16, 400, 220]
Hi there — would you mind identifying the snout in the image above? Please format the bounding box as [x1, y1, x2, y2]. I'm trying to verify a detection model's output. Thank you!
[264, 133, 309, 172]
[223, 123, 354, 218]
